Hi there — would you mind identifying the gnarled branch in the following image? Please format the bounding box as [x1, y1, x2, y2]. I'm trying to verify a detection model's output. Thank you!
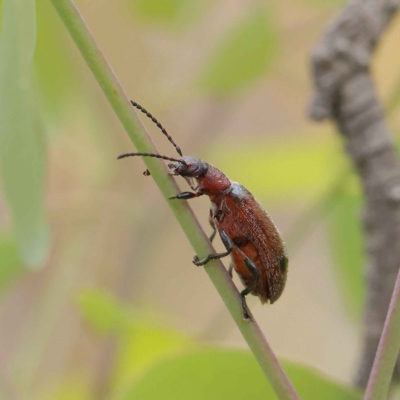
[309, 0, 400, 389]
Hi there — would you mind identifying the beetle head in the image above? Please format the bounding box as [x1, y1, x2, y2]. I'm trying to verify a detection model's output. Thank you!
[173, 156, 208, 178]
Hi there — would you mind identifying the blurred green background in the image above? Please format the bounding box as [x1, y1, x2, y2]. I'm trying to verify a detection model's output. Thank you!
[1, 0, 400, 399]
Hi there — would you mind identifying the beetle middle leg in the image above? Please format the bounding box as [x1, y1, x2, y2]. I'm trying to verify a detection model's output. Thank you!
[208, 214, 217, 243]
[228, 262, 233, 278]
[208, 212, 233, 277]
[193, 229, 233, 266]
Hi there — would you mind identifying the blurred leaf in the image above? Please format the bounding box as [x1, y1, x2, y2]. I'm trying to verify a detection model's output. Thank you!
[208, 131, 344, 203]
[285, 361, 360, 400]
[77, 288, 133, 334]
[35, 0, 78, 117]
[200, 8, 278, 97]
[128, 0, 186, 22]
[0, 0, 50, 268]
[118, 349, 361, 400]
[285, 171, 348, 255]
[126, 0, 204, 29]
[0, 234, 23, 292]
[114, 320, 193, 389]
[77, 288, 194, 392]
[327, 185, 365, 320]
[46, 376, 90, 400]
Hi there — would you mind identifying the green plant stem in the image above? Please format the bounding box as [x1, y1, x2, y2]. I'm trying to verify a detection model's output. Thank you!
[364, 266, 400, 400]
[50, 1, 300, 399]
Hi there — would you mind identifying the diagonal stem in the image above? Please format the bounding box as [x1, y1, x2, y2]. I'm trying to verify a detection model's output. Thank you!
[364, 266, 400, 400]
[49, 0, 300, 399]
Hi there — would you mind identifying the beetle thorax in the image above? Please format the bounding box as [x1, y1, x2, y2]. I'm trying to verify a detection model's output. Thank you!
[197, 165, 231, 195]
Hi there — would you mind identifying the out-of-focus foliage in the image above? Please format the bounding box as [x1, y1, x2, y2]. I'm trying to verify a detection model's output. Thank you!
[77, 289, 194, 393]
[210, 130, 343, 202]
[327, 181, 365, 320]
[0, 0, 49, 268]
[78, 288, 133, 334]
[0, 234, 23, 292]
[200, 7, 278, 97]
[118, 349, 361, 400]
[35, 0, 78, 118]
[45, 377, 90, 400]
[126, 0, 205, 30]
[114, 320, 194, 389]
[127, 0, 187, 23]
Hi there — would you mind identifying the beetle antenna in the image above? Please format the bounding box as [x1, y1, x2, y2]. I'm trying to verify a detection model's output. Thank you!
[130, 101, 183, 157]
[117, 152, 182, 163]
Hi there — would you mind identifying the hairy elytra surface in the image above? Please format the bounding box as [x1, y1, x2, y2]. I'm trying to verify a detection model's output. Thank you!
[181, 157, 288, 304]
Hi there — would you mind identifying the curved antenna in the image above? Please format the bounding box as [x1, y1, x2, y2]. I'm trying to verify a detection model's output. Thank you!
[117, 152, 182, 163]
[130, 101, 183, 157]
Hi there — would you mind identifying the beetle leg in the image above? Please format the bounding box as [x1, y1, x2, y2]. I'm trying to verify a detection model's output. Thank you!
[228, 262, 233, 278]
[193, 229, 233, 266]
[239, 256, 260, 321]
[169, 192, 202, 200]
[208, 214, 217, 243]
[184, 177, 197, 191]
[207, 215, 233, 276]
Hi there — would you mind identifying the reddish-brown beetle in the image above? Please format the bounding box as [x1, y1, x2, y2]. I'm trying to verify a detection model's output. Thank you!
[118, 101, 288, 320]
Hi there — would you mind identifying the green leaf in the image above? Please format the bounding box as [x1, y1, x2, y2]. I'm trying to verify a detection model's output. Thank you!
[114, 321, 193, 390]
[35, 0, 78, 117]
[126, 0, 204, 30]
[200, 8, 278, 97]
[118, 349, 361, 400]
[77, 288, 133, 334]
[128, 0, 187, 22]
[327, 184, 365, 320]
[207, 131, 344, 203]
[77, 288, 194, 391]
[45, 376, 90, 400]
[285, 361, 361, 400]
[0, 234, 23, 292]
[0, 0, 50, 268]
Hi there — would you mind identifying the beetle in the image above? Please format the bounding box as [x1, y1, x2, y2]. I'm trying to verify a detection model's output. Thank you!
[118, 101, 288, 320]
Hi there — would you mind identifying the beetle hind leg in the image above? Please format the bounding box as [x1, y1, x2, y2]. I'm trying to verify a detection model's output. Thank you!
[239, 256, 260, 321]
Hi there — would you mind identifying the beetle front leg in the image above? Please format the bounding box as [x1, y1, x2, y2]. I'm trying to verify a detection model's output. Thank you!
[169, 192, 203, 200]
[193, 229, 233, 266]
[184, 177, 197, 191]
